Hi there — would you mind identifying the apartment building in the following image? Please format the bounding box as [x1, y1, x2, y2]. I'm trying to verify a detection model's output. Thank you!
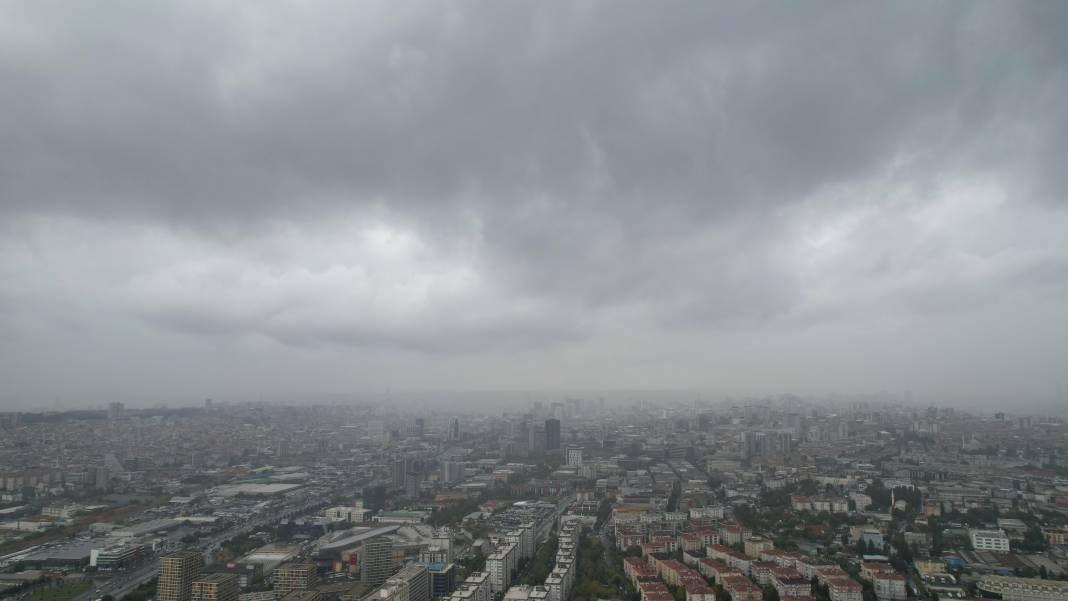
[275, 563, 319, 594]
[159, 551, 203, 601]
[191, 574, 239, 601]
[970, 529, 1010, 552]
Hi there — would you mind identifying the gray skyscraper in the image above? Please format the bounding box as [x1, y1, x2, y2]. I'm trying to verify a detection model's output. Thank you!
[440, 461, 464, 485]
[392, 458, 408, 489]
[545, 418, 560, 451]
[777, 432, 793, 457]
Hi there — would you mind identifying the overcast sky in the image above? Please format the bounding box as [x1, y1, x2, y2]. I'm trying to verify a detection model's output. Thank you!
[2, 2, 1067, 410]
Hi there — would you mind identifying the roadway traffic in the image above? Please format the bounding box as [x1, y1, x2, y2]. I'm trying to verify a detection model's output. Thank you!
[69, 496, 330, 601]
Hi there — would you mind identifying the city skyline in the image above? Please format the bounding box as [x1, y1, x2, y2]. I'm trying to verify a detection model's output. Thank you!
[1, 393, 1068, 601]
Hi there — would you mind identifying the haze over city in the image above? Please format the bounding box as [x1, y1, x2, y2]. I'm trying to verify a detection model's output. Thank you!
[2, 2, 1068, 411]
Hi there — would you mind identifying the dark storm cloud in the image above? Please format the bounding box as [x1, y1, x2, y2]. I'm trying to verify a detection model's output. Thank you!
[1, 1, 1067, 406]
[3, 2, 1065, 221]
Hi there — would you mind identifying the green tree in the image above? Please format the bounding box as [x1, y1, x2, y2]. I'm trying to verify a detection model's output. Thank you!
[362, 484, 387, 511]
[1020, 527, 1048, 552]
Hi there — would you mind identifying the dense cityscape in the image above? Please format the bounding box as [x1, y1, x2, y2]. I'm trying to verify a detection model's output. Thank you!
[1, 399, 1067, 601]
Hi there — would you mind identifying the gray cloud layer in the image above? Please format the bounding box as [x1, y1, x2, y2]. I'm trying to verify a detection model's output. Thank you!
[1, 1, 1067, 409]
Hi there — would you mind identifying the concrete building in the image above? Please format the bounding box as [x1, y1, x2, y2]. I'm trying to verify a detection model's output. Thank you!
[90, 544, 144, 570]
[872, 574, 907, 601]
[440, 462, 465, 485]
[486, 544, 517, 598]
[978, 576, 1068, 601]
[545, 420, 560, 451]
[362, 537, 395, 587]
[192, 574, 239, 601]
[384, 564, 430, 601]
[393, 459, 408, 490]
[275, 563, 319, 594]
[159, 551, 204, 601]
[449, 572, 491, 601]
[429, 563, 457, 600]
[565, 449, 583, 466]
[970, 529, 1010, 552]
[828, 578, 863, 601]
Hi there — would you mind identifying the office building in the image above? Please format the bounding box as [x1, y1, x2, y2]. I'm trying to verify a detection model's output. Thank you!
[545, 419, 560, 451]
[159, 551, 203, 601]
[429, 563, 457, 599]
[448, 418, 461, 441]
[191, 574, 239, 601]
[527, 425, 546, 452]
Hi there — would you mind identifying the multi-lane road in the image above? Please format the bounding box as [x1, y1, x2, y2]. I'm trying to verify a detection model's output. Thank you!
[69, 496, 330, 601]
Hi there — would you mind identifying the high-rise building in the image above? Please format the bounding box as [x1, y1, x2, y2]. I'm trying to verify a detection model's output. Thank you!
[108, 402, 125, 420]
[412, 418, 425, 437]
[544, 419, 560, 451]
[485, 544, 516, 597]
[405, 471, 423, 498]
[191, 573, 238, 601]
[528, 424, 546, 451]
[275, 563, 319, 594]
[777, 432, 793, 457]
[393, 458, 408, 490]
[429, 563, 457, 599]
[362, 536, 395, 587]
[440, 461, 464, 485]
[448, 417, 461, 441]
[159, 551, 203, 601]
[698, 412, 714, 432]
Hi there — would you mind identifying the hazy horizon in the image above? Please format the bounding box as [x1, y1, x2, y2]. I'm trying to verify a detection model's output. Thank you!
[2, 2, 1068, 410]
[4, 387, 1067, 417]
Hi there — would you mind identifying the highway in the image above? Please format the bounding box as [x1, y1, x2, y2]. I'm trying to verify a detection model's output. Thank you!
[70, 563, 159, 601]
[68, 496, 329, 601]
